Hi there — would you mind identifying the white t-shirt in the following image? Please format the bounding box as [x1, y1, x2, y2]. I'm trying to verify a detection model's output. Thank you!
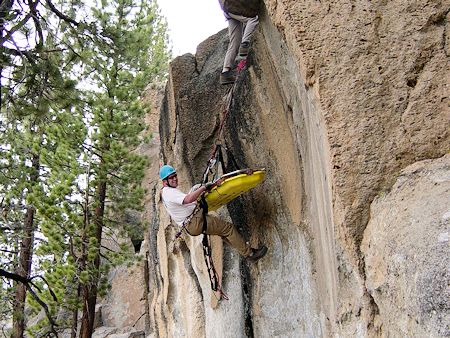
[161, 187, 197, 225]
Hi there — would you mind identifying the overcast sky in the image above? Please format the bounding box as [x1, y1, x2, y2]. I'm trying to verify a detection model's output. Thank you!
[157, 0, 227, 56]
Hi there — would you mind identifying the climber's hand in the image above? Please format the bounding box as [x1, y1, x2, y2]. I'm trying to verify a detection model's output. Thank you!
[204, 182, 214, 192]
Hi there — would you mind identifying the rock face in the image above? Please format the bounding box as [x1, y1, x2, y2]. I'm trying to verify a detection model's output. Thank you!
[101, 1, 449, 337]
[101, 263, 147, 330]
[362, 155, 450, 337]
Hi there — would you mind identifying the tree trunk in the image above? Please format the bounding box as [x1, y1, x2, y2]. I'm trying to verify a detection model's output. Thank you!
[79, 179, 106, 338]
[12, 154, 39, 338]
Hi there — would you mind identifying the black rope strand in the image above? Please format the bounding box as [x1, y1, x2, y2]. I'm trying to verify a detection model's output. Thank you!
[200, 196, 229, 300]
[196, 61, 248, 299]
[203, 59, 247, 182]
[177, 59, 248, 298]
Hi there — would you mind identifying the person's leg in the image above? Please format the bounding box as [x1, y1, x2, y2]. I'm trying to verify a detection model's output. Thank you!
[189, 213, 251, 257]
[222, 17, 242, 72]
[185, 214, 203, 235]
[241, 16, 259, 43]
[185, 213, 267, 261]
[226, 13, 258, 58]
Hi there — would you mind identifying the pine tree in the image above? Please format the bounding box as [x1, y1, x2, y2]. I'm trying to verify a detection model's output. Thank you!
[1, 1, 86, 336]
[0, 119, 42, 338]
[1, 1, 169, 336]
[0, 51, 84, 337]
[75, 1, 169, 336]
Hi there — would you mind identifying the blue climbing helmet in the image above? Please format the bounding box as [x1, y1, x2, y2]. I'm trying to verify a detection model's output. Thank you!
[159, 165, 176, 180]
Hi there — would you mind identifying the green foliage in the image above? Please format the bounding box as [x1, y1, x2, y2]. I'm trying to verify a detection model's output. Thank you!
[1, 0, 170, 335]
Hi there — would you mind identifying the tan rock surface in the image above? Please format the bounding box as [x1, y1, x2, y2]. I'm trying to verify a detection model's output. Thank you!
[100, 1, 449, 337]
[101, 263, 147, 330]
[362, 154, 450, 336]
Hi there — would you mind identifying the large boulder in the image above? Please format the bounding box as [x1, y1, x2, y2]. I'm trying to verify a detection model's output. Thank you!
[362, 155, 450, 336]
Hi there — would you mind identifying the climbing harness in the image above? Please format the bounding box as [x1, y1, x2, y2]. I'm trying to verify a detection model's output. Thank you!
[174, 204, 200, 239]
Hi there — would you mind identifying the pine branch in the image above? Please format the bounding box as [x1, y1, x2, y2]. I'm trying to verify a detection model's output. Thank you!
[26, 286, 59, 337]
[101, 242, 123, 253]
[0, 269, 59, 336]
[69, 238, 79, 261]
[0, 12, 34, 46]
[99, 252, 113, 264]
[0, 269, 27, 283]
[29, 0, 44, 49]
[107, 172, 122, 180]
[81, 143, 104, 159]
[1, 45, 34, 61]
[0, 248, 18, 254]
[45, 0, 79, 26]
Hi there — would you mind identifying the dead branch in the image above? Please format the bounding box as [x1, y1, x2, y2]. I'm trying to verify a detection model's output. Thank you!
[45, 0, 79, 26]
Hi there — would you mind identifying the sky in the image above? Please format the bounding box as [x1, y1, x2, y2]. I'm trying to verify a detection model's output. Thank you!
[157, 0, 227, 56]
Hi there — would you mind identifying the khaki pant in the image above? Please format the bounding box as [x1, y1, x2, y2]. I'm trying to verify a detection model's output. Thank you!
[186, 213, 251, 257]
[223, 13, 259, 71]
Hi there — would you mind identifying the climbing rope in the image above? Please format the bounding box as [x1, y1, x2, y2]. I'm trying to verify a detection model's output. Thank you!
[202, 58, 248, 184]
[177, 57, 249, 300]
[198, 58, 249, 300]
[200, 196, 229, 300]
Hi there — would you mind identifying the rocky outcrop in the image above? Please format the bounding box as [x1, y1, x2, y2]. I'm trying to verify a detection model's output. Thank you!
[100, 1, 449, 337]
[362, 155, 450, 337]
[152, 1, 449, 337]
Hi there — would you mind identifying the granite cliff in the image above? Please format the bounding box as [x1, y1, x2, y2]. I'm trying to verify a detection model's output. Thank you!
[96, 1, 449, 337]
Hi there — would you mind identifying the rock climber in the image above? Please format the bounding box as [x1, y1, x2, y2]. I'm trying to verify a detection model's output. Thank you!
[218, 0, 261, 85]
[160, 164, 267, 261]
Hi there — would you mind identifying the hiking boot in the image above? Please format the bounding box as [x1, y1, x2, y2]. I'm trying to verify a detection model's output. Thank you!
[247, 245, 268, 262]
[220, 70, 236, 85]
[239, 41, 250, 57]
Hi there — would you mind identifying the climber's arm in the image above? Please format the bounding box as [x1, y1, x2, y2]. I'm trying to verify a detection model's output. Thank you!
[183, 185, 207, 204]
[182, 178, 224, 204]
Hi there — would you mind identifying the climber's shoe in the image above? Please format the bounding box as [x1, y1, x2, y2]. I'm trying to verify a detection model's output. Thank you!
[247, 245, 268, 262]
[220, 70, 236, 85]
[239, 41, 250, 57]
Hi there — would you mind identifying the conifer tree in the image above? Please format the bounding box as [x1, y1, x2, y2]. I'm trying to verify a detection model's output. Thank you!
[0, 119, 42, 338]
[1, 1, 169, 336]
[0, 45, 84, 337]
[74, 1, 169, 335]
[3, 1, 88, 336]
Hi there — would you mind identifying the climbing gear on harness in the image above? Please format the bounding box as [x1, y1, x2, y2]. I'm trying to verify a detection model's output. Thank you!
[174, 205, 200, 239]
[236, 58, 247, 72]
[247, 245, 268, 262]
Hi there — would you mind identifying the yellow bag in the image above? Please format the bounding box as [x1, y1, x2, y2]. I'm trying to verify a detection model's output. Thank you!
[203, 169, 265, 211]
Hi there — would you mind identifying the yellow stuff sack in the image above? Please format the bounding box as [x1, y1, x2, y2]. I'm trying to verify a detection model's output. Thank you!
[203, 169, 265, 211]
